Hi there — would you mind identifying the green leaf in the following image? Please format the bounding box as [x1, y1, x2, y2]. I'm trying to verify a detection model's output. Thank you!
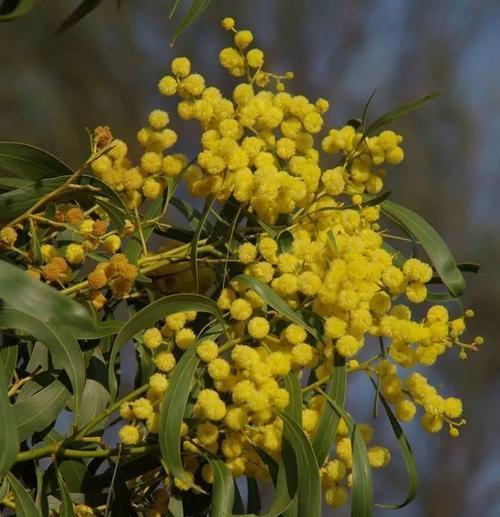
[78, 353, 110, 429]
[12, 375, 71, 441]
[0, 142, 71, 179]
[0, 308, 85, 417]
[246, 478, 261, 514]
[109, 293, 225, 400]
[279, 412, 321, 517]
[365, 91, 442, 135]
[209, 459, 235, 517]
[6, 473, 42, 517]
[56, 0, 103, 33]
[371, 382, 418, 509]
[56, 470, 75, 517]
[319, 391, 373, 517]
[381, 199, 465, 297]
[0, 176, 32, 190]
[0, 175, 66, 221]
[159, 344, 200, 485]
[277, 230, 293, 254]
[0, 360, 19, 476]
[170, 196, 202, 229]
[0, 260, 94, 332]
[232, 275, 321, 341]
[311, 353, 346, 466]
[0, 340, 17, 384]
[171, 0, 210, 45]
[74, 319, 124, 340]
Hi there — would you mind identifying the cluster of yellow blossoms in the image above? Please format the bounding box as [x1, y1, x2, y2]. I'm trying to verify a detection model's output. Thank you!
[79, 17, 481, 512]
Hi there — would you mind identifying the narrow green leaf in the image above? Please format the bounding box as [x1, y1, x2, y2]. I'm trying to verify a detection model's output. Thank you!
[0, 361, 19, 476]
[0, 176, 32, 190]
[6, 473, 42, 517]
[209, 459, 235, 517]
[381, 199, 465, 297]
[0, 478, 8, 502]
[12, 375, 71, 441]
[312, 353, 346, 466]
[167, 493, 184, 516]
[319, 391, 373, 517]
[109, 293, 225, 400]
[159, 344, 200, 485]
[0, 340, 17, 383]
[170, 196, 202, 229]
[365, 91, 442, 135]
[0, 308, 85, 417]
[326, 229, 337, 256]
[246, 478, 261, 514]
[370, 381, 418, 509]
[0, 142, 71, 178]
[56, 470, 75, 517]
[232, 275, 320, 341]
[0, 175, 67, 221]
[279, 412, 321, 517]
[0, 260, 94, 332]
[284, 373, 302, 423]
[56, 0, 103, 33]
[171, 0, 210, 45]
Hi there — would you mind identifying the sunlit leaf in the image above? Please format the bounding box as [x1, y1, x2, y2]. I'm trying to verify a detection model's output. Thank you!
[312, 353, 346, 465]
[209, 458, 235, 516]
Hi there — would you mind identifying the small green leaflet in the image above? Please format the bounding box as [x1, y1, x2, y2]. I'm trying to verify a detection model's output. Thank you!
[0, 362, 19, 476]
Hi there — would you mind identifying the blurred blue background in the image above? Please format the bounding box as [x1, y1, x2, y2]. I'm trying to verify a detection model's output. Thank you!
[1, 1, 499, 515]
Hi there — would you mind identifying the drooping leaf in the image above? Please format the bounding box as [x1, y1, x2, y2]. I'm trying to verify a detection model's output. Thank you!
[279, 412, 321, 517]
[0, 308, 85, 417]
[312, 353, 346, 466]
[381, 199, 465, 297]
[159, 344, 200, 485]
[371, 381, 418, 509]
[232, 275, 320, 341]
[209, 458, 235, 517]
[12, 375, 71, 441]
[56, 469, 75, 517]
[0, 360, 19, 476]
[56, 0, 103, 33]
[108, 293, 225, 400]
[365, 91, 442, 135]
[6, 473, 42, 517]
[171, 0, 210, 45]
[319, 391, 373, 517]
[0, 142, 71, 178]
[0, 260, 94, 332]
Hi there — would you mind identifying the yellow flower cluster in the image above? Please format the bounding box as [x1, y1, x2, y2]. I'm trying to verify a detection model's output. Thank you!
[105, 17, 483, 510]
